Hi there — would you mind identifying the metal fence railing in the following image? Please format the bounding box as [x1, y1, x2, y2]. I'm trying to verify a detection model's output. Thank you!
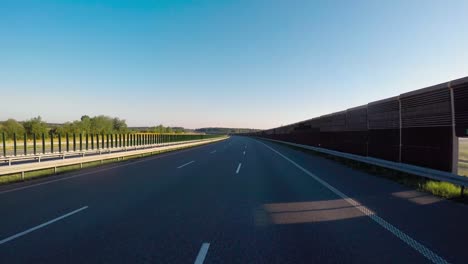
[1, 132, 221, 165]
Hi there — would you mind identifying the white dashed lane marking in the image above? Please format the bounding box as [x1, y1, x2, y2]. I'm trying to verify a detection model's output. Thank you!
[236, 163, 242, 174]
[177, 161, 195, 169]
[0, 206, 88, 245]
[194, 242, 210, 264]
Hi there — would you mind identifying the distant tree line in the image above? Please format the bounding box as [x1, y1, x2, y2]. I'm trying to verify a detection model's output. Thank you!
[0, 117, 241, 141]
[133, 125, 185, 134]
[0, 115, 132, 140]
[195, 127, 259, 134]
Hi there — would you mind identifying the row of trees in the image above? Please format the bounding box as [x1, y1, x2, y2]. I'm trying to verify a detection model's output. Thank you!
[0, 117, 49, 140]
[0, 115, 130, 140]
[52, 115, 128, 136]
[0, 116, 195, 141]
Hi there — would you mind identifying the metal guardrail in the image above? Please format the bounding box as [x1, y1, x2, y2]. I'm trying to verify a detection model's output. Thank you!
[0, 137, 228, 178]
[257, 137, 468, 189]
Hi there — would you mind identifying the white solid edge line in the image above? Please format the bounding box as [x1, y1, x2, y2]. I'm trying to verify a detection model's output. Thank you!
[194, 242, 210, 264]
[0, 140, 222, 195]
[177, 160, 195, 169]
[236, 163, 242, 174]
[0, 206, 88, 245]
[257, 140, 449, 264]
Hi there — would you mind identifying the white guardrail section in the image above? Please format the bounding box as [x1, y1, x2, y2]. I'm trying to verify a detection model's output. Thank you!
[258, 137, 468, 188]
[0, 137, 228, 177]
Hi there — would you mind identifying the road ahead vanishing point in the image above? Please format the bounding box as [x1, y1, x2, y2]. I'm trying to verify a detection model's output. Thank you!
[0, 136, 467, 263]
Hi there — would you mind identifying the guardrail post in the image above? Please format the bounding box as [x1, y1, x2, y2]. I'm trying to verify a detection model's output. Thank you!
[106, 134, 109, 149]
[101, 133, 104, 149]
[42, 133, 45, 154]
[2, 132, 5, 157]
[33, 133, 36, 155]
[90, 134, 93, 150]
[79, 133, 82, 151]
[119, 134, 122, 148]
[110, 134, 113, 148]
[96, 134, 99, 150]
[58, 133, 62, 153]
[66, 133, 69, 152]
[23, 133, 27, 156]
[13, 133, 17, 156]
[73, 133, 76, 152]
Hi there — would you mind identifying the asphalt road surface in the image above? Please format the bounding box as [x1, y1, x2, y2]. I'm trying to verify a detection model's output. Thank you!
[0, 136, 467, 263]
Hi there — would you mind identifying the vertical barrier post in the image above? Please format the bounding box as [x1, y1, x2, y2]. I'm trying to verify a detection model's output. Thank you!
[106, 134, 109, 149]
[2, 132, 5, 157]
[13, 133, 17, 156]
[42, 133, 45, 154]
[58, 133, 62, 153]
[96, 134, 99, 150]
[86, 133, 89, 150]
[111, 134, 113, 148]
[101, 133, 104, 149]
[66, 133, 69, 152]
[90, 134, 93, 150]
[23, 133, 27, 156]
[73, 133, 76, 152]
[50, 133, 54, 153]
[33, 133, 36, 155]
[449, 83, 459, 174]
[80, 133, 83, 151]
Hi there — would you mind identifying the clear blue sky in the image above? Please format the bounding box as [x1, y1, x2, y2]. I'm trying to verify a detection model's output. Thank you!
[1, 0, 468, 129]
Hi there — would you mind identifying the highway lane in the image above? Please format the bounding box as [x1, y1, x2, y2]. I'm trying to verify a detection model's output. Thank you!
[0, 136, 467, 263]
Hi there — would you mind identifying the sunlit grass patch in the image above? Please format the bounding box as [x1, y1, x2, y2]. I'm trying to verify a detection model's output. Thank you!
[422, 181, 461, 199]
